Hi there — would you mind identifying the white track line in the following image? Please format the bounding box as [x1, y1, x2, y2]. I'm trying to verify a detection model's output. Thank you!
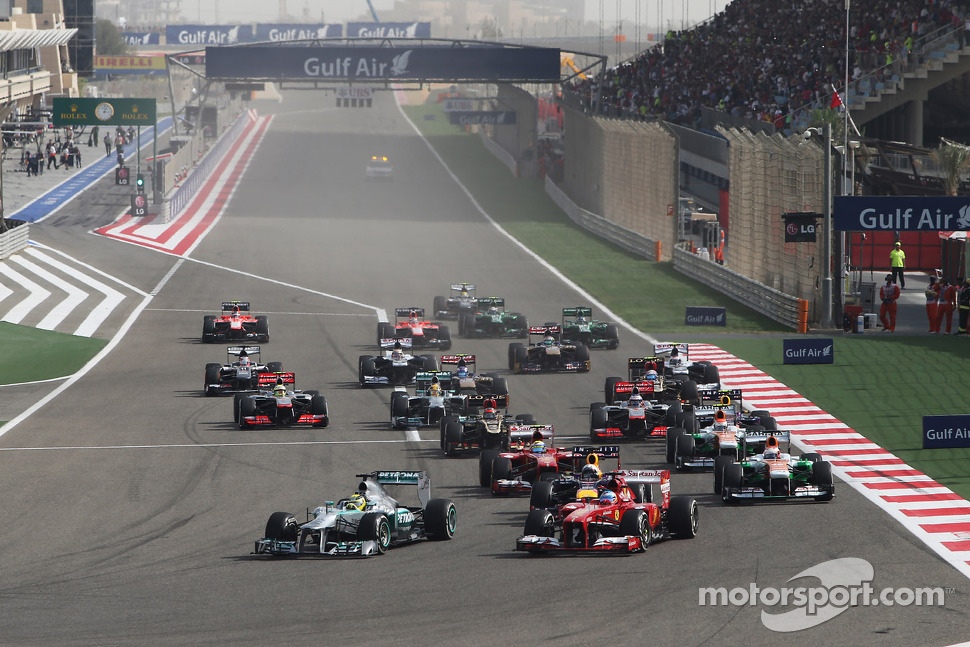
[0, 263, 51, 324]
[8, 255, 88, 330]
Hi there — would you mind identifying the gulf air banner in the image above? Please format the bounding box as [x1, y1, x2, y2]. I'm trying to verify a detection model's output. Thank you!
[166, 24, 254, 45]
[94, 55, 166, 75]
[253, 23, 342, 40]
[346, 22, 431, 38]
[122, 32, 161, 46]
[834, 196, 970, 231]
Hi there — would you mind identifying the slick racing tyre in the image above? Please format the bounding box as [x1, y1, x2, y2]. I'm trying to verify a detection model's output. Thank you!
[425, 499, 457, 540]
[359, 512, 391, 554]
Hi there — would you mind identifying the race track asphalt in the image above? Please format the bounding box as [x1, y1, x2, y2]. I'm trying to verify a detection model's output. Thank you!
[0, 91, 967, 646]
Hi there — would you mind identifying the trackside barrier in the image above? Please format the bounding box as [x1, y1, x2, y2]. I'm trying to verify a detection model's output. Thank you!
[168, 110, 249, 220]
[479, 129, 518, 177]
[544, 176, 660, 261]
[0, 222, 29, 259]
[672, 243, 808, 332]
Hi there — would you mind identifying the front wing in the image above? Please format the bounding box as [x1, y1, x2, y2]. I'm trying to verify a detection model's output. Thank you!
[515, 534, 643, 554]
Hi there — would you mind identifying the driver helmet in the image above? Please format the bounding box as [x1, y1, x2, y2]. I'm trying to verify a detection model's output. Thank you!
[273, 384, 287, 398]
[238, 350, 251, 365]
[487, 306, 500, 315]
[460, 289, 469, 297]
[390, 341, 404, 360]
[531, 440, 546, 454]
[456, 359, 468, 378]
[581, 463, 602, 480]
[628, 392, 643, 407]
[670, 346, 679, 357]
[344, 493, 366, 511]
[713, 409, 728, 431]
[409, 310, 420, 325]
[483, 407, 497, 420]
[644, 369, 658, 382]
[543, 335, 556, 346]
[599, 490, 617, 505]
[428, 382, 442, 396]
[231, 306, 241, 319]
[576, 315, 587, 324]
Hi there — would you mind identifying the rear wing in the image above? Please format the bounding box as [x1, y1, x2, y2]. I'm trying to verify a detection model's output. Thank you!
[380, 338, 413, 350]
[618, 469, 671, 507]
[226, 345, 260, 360]
[562, 306, 593, 319]
[698, 388, 742, 406]
[654, 342, 689, 358]
[415, 371, 452, 393]
[613, 380, 659, 396]
[257, 371, 295, 387]
[741, 430, 792, 449]
[450, 283, 475, 292]
[475, 296, 505, 309]
[508, 423, 555, 447]
[395, 307, 425, 320]
[466, 393, 509, 409]
[221, 300, 251, 313]
[440, 354, 475, 369]
[529, 325, 561, 340]
[361, 470, 431, 508]
[627, 356, 664, 378]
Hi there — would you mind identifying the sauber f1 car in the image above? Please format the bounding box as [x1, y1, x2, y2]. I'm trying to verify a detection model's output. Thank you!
[516, 468, 698, 555]
[508, 325, 590, 374]
[254, 471, 456, 558]
[560, 306, 619, 349]
[234, 373, 329, 430]
[479, 426, 565, 492]
[433, 282, 478, 320]
[202, 301, 269, 344]
[458, 297, 529, 339]
[358, 339, 438, 387]
[204, 346, 282, 396]
[720, 433, 835, 503]
[378, 308, 452, 351]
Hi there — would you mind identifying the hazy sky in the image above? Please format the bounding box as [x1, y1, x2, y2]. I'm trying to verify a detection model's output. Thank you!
[180, 1, 731, 30]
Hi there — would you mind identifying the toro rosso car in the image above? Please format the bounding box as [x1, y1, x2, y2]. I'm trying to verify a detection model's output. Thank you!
[378, 308, 452, 351]
[721, 433, 835, 503]
[479, 426, 564, 493]
[358, 339, 438, 387]
[516, 469, 698, 555]
[508, 325, 590, 374]
[433, 283, 478, 320]
[204, 346, 281, 396]
[560, 307, 619, 349]
[254, 470, 456, 558]
[458, 297, 529, 339]
[202, 301, 269, 344]
[234, 373, 329, 430]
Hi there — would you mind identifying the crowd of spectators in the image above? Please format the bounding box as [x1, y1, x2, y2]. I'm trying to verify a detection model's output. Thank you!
[567, 0, 968, 132]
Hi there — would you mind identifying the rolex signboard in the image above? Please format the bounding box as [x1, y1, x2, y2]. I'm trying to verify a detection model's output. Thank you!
[52, 98, 156, 126]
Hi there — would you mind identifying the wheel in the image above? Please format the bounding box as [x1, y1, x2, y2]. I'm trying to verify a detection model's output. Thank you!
[515, 413, 536, 425]
[665, 427, 686, 464]
[664, 401, 683, 426]
[589, 401, 606, 413]
[680, 380, 700, 405]
[631, 483, 648, 503]
[433, 295, 447, 317]
[722, 464, 743, 503]
[589, 408, 609, 439]
[523, 509, 555, 537]
[800, 452, 823, 463]
[459, 312, 475, 337]
[508, 343, 524, 371]
[749, 409, 771, 423]
[574, 344, 590, 370]
[424, 499, 457, 540]
[479, 449, 500, 487]
[310, 394, 329, 427]
[604, 376, 620, 403]
[358, 512, 391, 554]
[513, 314, 529, 338]
[421, 355, 438, 371]
[265, 361, 283, 373]
[678, 409, 698, 434]
[390, 392, 409, 428]
[491, 456, 512, 481]
[675, 433, 695, 471]
[264, 511, 298, 541]
[255, 316, 269, 342]
[713, 455, 733, 495]
[304, 390, 320, 398]
[233, 393, 246, 422]
[358, 356, 376, 385]
[490, 377, 509, 396]
[202, 316, 216, 343]
[668, 496, 699, 538]
[443, 420, 463, 456]
[812, 461, 835, 501]
[439, 415, 459, 449]
[529, 480, 556, 510]
[619, 509, 651, 549]
[436, 325, 452, 351]
[762, 416, 778, 431]
[603, 323, 620, 349]
[703, 363, 719, 385]
[237, 397, 256, 429]
[204, 363, 221, 396]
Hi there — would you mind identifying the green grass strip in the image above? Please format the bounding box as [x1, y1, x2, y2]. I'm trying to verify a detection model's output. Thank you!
[0, 322, 106, 386]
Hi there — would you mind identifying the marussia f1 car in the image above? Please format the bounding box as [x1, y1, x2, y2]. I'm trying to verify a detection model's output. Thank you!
[234, 373, 329, 430]
[437, 354, 509, 397]
[516, 468, 698, 555]
[378, 308, 452, 351]
[479, 425, 566, 492]
[508, 325, 590, 374]
[204, 346, 282, 396]
[202, 301, 269, 344]
[358, 339, 438, 387]
[560, 306, 620, 349]
[720, 433, 835, 503]
[457, 297, 529, 339]
[433, 282, 478, 320]
[254, 470, 456, 558]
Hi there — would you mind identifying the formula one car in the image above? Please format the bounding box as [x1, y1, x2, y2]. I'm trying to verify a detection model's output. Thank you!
[254, 470, 456, 558]
[377, 308, 452, 351]
[365, 154, 393, 180]
[457, 297, 529, 338]
[479, 426, 567, 492]
[589, 387, 683, 441]
[202, 301, 269, 344]
[204, 346, 282, 396]
[654, 342, 720, 401]
[560, 306, 620, 349]
[516, 468, 698, 555]
[234, 373, 329, 430]
[437, 354, 509, 397]
[390, 371, 475, 430]
[433, 282, 478, 320]
[508, 325, 590, 374]
[439, 394, 527, 456]
[358, 339, 438, 387]
[720, 433, 835, 503]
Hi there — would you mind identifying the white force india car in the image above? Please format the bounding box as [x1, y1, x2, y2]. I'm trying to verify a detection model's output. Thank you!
[254, 471, 457, 557]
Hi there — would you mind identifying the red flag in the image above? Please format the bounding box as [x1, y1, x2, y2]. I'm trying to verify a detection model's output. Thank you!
[830, 91, 843, 109]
